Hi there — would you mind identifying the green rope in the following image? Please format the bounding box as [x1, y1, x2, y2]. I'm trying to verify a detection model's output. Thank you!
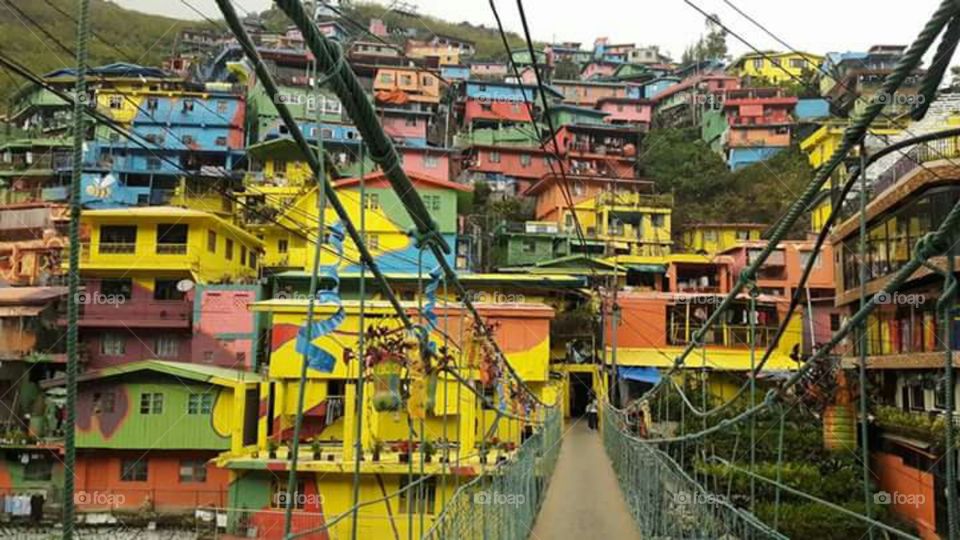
[350, 142, 366, 540]
[773, 406, 785, 531]
[63, 1, 90, 537]
[939, 248, 959, 539]
[283, 67, 329, 539]
[273, 0, 549, 410]
[856, 142, 874, 539]
[643, 0, 959, 396]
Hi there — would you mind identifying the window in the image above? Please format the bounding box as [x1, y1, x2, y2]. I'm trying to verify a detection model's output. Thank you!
[99, 225, 137, 253]
[179, 460, 207, 483]
[424, 155, 439, 169]
[520, 154, 532, 167]
[422, 75, 433, 86]
[488, 151, 501, 164]
[182, 99, 195, 112]
[182, 135, 195, 145]
[830, 314, 841, 332]
[423, 195, 441, 211]
[909, 383, 926, 411]
[100, 333, 126, 356]
[109, 95, 123, 109]
[92, 392, 116, 415]
[120, 459, 148, 482]
[935, 379, 949, 410]
[217, 100, 228, 113]
[101, 278, 132, 301]
[215, 136, 227, 146]
[364, 193, 380, 210]
[23, 460, 52, 482]
[752, 58, 764, 70]
[154, 335, 179, 358]
[188, 393, 214, 414]
[154, 279, 185, 301]
[572, 182, 585, 196]
[147, 97, 159, 110]
[522, 239, 537, 254]
[365, 233, 380, 250]
[271, 479, 306, 509]
[225, 239, 234, 260]
[139, 392, 163, 415]
[703, 230, 718, 242]
[240, 246, 247, 266]
[274, 160, 287, 176]
[207, 230, 217, 253]
[651, 214, 665, 228]
[398, 475, 436, 514]
[380, 72, 394, 84]
[405, 117, 418, 127]
[735, 230, 750, 240]
[799, 250, 822, 269]
[249, 251, 257, 270]
[789, 58, 806, 69]
[278, 239, 289, 254]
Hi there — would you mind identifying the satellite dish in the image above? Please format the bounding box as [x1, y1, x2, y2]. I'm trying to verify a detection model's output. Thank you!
[176, 279, 195, 292]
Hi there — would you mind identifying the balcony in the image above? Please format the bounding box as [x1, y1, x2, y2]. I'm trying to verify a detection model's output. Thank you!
[597, 191, 673, 209]
[98, 242, 136, 255]
[874, 405, 960, 443]
[78, 298, 192, 329]
[874, 135, 960, 194]
[668, 322, 778, 349]
[41, 186, 69, 202]
[156, 243, 188, 255]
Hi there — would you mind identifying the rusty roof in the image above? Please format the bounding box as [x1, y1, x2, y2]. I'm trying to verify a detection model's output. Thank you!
[0, 286, 69, 306]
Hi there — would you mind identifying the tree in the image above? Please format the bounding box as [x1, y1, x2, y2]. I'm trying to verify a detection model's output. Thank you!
[681, 13, 729, 64]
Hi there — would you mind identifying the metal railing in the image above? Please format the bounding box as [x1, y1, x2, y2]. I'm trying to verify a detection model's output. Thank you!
[155, 243, 188, 255]
[603, 405, 787, 539]
[668, 323, 779, 349]
[97, 242, 136, 254]
[874, 135, 960, 194]
[424, 406, 562, 539]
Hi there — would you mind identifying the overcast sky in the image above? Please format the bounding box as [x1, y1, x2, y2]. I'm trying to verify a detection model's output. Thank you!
[115, 0, 956, 64]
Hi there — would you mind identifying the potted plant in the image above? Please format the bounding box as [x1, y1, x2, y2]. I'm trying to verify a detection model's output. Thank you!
[311, 440, 322, 461]
[268, 440, 279, 460]
[393, 440, 414, 463]
[372, 440, 384, 462]
[422, 440, 436, 464]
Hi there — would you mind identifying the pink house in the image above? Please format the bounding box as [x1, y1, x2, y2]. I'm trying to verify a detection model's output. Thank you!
[380, 109, 431, 145]
[596, 97, 653, 127]
[369, 18, 388, 37]
[580, 61, 620, 80]
[398, 146, 453, 182]
[470, 62, 509, 79]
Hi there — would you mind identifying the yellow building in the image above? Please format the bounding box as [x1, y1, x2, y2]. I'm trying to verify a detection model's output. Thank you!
[404, 42, 462, 66]
[800, 123, 901, 232]
[727, 51, 824, 84]
[373, 67, 446, 106]
[79, 206, 263, 283]
[680, 223, 765, 255]
[216, 298, 560, 538]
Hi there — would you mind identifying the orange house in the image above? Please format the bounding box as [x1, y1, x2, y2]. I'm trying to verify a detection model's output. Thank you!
[373, 67, 445, 107]
[526, 174, 655, 226]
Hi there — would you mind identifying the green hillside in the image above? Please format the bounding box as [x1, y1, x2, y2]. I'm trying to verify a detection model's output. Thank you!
[0, 0, 198, 106]
[260, 1, 533, 60]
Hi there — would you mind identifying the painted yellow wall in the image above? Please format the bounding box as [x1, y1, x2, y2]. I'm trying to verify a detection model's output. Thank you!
[730, 52, 823, 83]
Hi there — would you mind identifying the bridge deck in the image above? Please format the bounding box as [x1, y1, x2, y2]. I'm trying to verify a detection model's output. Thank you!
[529, 420, 641, 540]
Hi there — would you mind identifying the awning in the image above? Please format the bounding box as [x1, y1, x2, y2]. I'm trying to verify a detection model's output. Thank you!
[626, 264, 667, 273]
[618, 366, 662, 384]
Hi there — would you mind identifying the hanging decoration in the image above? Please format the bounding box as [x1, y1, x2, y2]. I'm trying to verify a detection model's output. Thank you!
[295, 222, 347, 373]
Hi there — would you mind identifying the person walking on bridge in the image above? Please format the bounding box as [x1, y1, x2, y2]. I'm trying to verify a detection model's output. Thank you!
[586, 396, 599, 430]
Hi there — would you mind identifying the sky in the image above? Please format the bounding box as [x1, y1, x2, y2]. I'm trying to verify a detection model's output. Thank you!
[113, 0, 955, 63]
